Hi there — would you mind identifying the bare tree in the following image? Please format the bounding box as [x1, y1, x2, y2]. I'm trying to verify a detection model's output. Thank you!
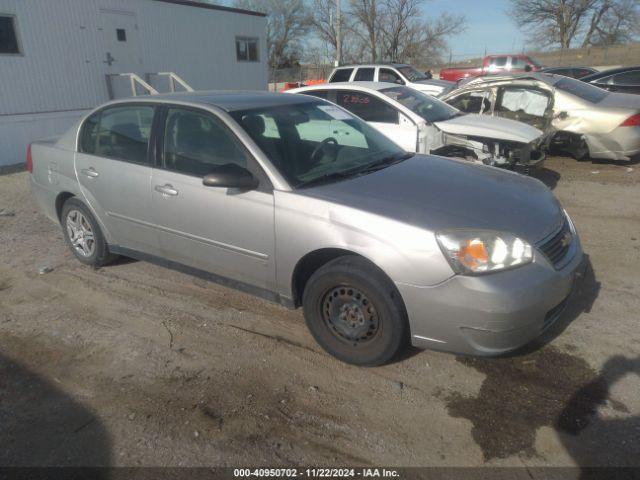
[509, 0, 639, 49]
[509, 0, 598, 49]
[582, 0, 640, 46]
[234, 0, 310, 68]
[349, 0, 382, 62]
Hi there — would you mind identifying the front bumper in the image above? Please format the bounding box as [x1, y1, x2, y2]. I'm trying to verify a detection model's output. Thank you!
[397, 235, 584, 356]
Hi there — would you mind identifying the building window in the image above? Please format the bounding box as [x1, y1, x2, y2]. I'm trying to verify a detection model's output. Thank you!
[116, 28, 127, 42]
[0, 15, 20, 54]
[236, 36, 258, 62]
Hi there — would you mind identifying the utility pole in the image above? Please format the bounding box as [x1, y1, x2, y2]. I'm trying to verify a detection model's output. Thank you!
[335, 0, 341, 67]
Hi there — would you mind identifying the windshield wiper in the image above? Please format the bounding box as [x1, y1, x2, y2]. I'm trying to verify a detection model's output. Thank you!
[356, 152, 415, 174]
[298, 169, 365, 188]
[298, 152, 414, 189]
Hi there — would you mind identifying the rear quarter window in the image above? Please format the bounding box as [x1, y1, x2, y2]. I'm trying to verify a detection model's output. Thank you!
[329, 68, 353, 83]
[556, 77, 607, 103]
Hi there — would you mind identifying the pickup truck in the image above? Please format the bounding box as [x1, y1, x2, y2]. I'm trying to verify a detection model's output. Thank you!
[439, 55, 543, 82]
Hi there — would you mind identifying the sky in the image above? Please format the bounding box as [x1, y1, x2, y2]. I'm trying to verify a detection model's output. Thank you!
[424, 0, 527, 60]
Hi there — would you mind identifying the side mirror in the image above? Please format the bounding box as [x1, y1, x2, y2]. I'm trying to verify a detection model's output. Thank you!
[396, 79, 405, 85]
[555, 111, 569, 120]
[202, 163, 259, 190]
[524, 65, 533, 72]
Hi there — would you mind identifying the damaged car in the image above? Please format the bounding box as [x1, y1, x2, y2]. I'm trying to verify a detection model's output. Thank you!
[289, 82, 546, 173]
[441, 73, 640, 161]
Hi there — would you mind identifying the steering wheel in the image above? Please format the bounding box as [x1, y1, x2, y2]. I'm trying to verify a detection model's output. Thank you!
[310, 137, 339, 163]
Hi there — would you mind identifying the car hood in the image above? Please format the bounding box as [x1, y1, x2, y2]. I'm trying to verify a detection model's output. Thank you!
[434, 114, 543, 143]
[299, 155, 564, 243]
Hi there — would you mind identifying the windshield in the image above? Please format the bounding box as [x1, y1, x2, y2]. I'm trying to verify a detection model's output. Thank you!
[380, 86, 459, 123]
[555, 76, 607, 103]
[230, 100, 406, 188]
[397, 66, 427, 82]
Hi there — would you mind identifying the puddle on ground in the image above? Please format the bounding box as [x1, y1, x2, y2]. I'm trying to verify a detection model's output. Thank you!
[445, 346, 611, 461]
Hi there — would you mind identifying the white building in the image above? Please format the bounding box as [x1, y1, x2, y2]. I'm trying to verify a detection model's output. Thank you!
[0, 0, 267, 168]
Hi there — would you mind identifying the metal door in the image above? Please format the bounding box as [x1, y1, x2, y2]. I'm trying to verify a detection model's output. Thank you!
[100, 10, 143, 98]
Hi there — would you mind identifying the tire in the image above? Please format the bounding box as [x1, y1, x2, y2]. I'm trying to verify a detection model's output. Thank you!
[302, 256, 408, 366]
[573, 137, 590, 161]
[60, 198, 117, 267]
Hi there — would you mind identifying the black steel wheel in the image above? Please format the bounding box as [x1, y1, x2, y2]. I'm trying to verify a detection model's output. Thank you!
[303, 255, 408, 366]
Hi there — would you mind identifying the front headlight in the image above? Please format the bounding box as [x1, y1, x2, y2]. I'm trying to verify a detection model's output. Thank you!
[436, 230, 533, 275]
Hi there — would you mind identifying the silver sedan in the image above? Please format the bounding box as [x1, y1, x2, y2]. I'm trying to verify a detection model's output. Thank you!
[441, 73, 640, 161]
[29, 91, 584, 365]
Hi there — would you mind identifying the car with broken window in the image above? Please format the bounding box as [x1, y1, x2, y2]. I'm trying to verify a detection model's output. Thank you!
[29, 91, 584, 366]
[288, 82, 547, 173]
[441, 73, 640, 161]
[328, 63, 455, 97]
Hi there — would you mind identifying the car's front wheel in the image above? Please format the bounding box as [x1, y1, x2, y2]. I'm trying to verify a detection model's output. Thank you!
[61, 198, 116, 267]
[302, 256, 408, 366]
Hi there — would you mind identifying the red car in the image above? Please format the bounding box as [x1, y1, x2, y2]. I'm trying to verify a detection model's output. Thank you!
[439, 54, 543, 82]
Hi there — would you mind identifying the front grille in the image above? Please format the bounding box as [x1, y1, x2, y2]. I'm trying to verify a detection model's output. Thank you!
[538, 218, 573, 268]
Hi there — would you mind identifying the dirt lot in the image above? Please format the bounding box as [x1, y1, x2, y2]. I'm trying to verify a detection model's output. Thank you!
[0, 157, 639, 469]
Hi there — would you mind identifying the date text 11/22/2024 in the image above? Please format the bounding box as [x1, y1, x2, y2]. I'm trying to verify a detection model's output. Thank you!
[233, 468, 401, 478]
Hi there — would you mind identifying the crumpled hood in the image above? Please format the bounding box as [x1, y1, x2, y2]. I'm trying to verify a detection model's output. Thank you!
[434, 114, 543, 144]
[300, 155, 564, 243]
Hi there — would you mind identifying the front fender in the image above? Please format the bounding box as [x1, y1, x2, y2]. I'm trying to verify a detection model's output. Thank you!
[274, 191, 454, 299]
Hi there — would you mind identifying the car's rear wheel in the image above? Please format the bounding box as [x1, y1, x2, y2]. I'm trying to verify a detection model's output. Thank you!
[302, 256, 408, 366]
[61, 198, 116, 267]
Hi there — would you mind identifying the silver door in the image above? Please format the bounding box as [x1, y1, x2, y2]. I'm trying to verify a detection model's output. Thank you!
[150, 107, 276, 290]
[75, 104, 159, 254]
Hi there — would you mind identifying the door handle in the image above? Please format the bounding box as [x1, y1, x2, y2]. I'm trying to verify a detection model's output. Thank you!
[81, 167, 99, 178]
[155, 184, 179, 196]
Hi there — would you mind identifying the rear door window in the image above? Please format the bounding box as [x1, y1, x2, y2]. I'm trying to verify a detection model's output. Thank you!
[354, 67, 375, 81]
[329, 68, 353, 83]
[336, 90, 399, 124]
[83, 105, 155, 164]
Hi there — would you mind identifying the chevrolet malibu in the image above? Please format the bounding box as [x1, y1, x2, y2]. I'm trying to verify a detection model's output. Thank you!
[28, 92, 584, 366]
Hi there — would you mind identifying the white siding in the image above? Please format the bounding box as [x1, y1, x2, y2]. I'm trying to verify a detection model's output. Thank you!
[0, 0, 267, 166]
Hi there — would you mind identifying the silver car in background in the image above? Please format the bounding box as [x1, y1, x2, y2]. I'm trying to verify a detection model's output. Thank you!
[441, 73, 640, 161]
[29, 91, 584, 366]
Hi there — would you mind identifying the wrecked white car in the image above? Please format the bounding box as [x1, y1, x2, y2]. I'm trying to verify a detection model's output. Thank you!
[441, 73, 640, 161]
[289, 82, 546, 173]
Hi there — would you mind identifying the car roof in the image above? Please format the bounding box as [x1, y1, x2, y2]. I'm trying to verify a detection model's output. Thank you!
[126, 90, 320, 112]
[460, 72, 562, 87]
[296, 81, 400, 92]
[334, 63, 408, 69]
[581, 66, 640, 82]
[541, 66, 596, 71]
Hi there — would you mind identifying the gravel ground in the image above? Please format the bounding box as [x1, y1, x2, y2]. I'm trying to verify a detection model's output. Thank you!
[0, 156, 639, 468]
